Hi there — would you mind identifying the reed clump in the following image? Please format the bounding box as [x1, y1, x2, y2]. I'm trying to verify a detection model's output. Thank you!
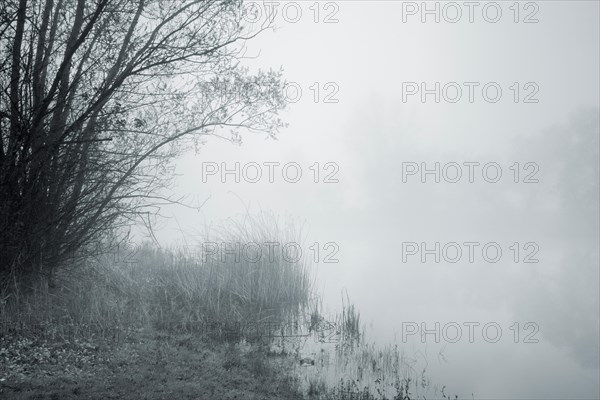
[0, 212, 314, 342]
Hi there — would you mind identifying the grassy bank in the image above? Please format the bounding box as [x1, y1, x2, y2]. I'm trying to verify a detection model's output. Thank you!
[1, 213, 313, 338]
[0, 330, 303, 399]
[0, 213, 313, 398]
[0, 213, 458, 399]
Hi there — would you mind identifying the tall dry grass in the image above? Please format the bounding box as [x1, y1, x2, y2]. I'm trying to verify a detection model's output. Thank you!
[0, 212, 314, 341]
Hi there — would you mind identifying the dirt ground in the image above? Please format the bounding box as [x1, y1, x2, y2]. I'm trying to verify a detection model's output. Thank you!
[0, 330, 305, 400]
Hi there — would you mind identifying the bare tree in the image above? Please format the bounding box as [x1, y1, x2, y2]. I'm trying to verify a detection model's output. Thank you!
[0, 0, 286, 282]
